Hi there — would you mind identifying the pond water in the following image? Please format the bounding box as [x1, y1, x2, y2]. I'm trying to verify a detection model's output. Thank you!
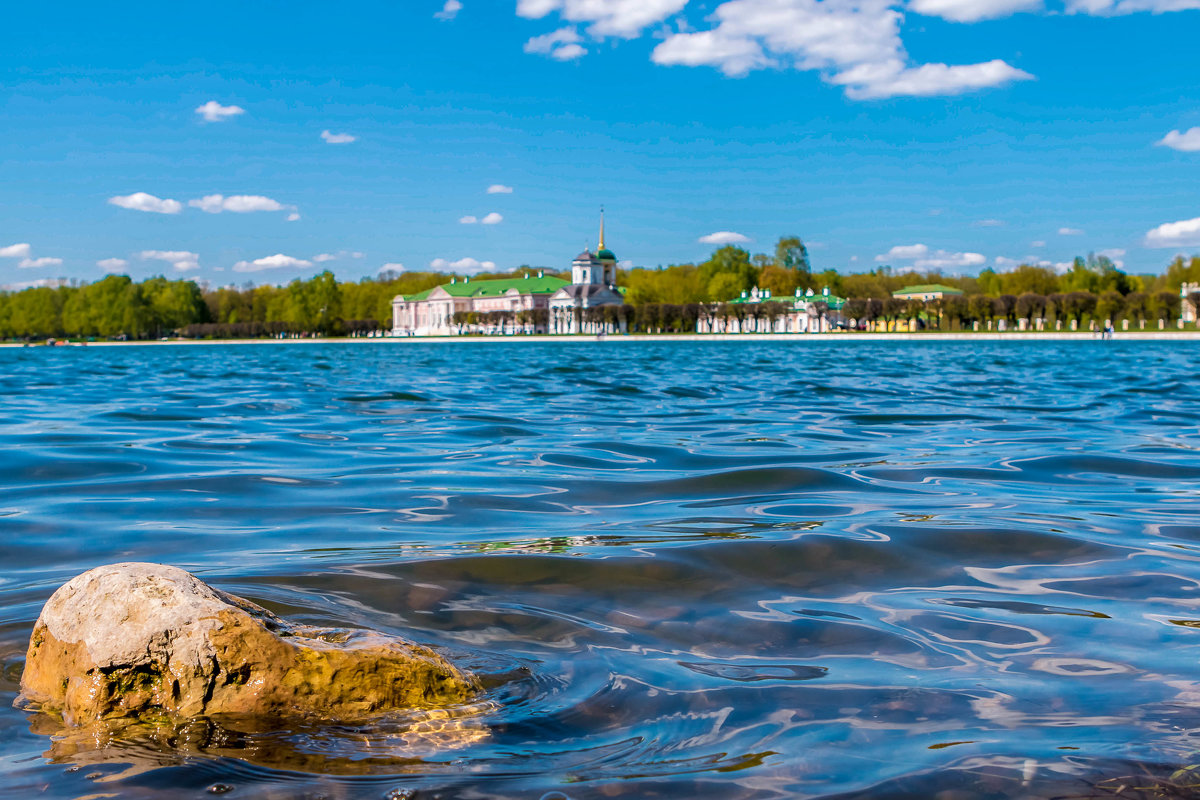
[3, 340, 1200, 800]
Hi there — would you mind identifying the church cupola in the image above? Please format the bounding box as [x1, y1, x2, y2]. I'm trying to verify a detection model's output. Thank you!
[569, 209, 618, 286]
[594, 208, 617, 285]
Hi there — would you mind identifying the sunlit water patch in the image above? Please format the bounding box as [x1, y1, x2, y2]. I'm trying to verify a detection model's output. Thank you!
[3, 340, 1200, 799]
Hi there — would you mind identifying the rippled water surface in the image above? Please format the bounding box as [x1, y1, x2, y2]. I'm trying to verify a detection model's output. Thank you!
[5, 340, 1200, 800]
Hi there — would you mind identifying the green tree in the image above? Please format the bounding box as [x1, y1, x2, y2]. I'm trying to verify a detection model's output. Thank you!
[967, 294, 993, 327]
[1164, 255, 1200, 290]
[9, 286, 66, 337]
[143, 277, 207, 335]
[1015, 293, 1046, 327]
[284, 271, 343, 334]
[942, 295, 967, 329]
[624, 264, 705, 305]
[843, 298, 867, 326]
[1063, 291, 1097, 324]
[62, 275, 148, 338]
[1123, 292, 1147, 324]
[881, 296, 906, 327]
[1000, 265, 1058, 297]
[993, 294, 1018, 326]
[699, 246, 757, 300]
[1150, 291, 1181, 324]
[758, 263, 800, 298]
[1095, 290, 1124, 325]
[774, 236, 811, 275]
[976, 268, 1002, 296]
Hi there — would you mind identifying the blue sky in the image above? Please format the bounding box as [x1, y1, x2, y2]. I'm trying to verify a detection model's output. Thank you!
[2, 0, 1199, 287]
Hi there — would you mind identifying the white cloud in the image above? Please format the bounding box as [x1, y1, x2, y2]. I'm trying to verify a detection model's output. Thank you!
[994, 256, 1023, 268]
[909, 0, 1041, 21]
[1058, 227, 1084, 235]
[188, 194, 287, 213]
[649, 0, 1032, 99]
[1038, 260, 1075, 273]
[876, 243, 929, 261]
[109, 192, 183, 214]
[1158, 127, 1200, 152]
[459, 212, 503, 224]
[1, 277, 69, 291]
[140, 250, 200, 272]
[699, 231, 752, 244]
[487, 184, 514, 194]
[879, 243, 987, 270]
[1144, 216, 1200, 248]
[524, 26, 587, 60]
[313, 250, 362, 262]
[195, 101, 245, 122]
[516, 0, 1195, 96]
[287, 212, 301, 222]
[233, 254, 314, 273]
[2, 243, 61, 269]
[1066, 0, 1200, 14]
[429, 257, 497, 274]
[552, 43, 587, 60]
[517, 0, 688, 37]
[18, 257, 63, 269]
[380, 262, 406, 273]
[321, 130, 357, 144]
[97, 258, 128, 270]
[0, 243, 32, 258]
[832, 58, 1033, 100]
[653, 30, 772, 75]
[435, 0, 463, 19]
[915, 250, 986, 269]
[973, 218, 1005, 227]
[1031, 240, 1046, 247]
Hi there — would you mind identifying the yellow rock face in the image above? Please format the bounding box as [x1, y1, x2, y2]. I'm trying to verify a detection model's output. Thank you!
[18, 563, 478, 727]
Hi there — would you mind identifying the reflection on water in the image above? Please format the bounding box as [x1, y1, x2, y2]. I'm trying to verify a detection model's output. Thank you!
[3, 340, 1200, 799]
[28, 705, 492, 777]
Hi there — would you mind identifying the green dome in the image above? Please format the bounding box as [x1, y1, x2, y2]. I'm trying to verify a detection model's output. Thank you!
[596, 248, 617, 262]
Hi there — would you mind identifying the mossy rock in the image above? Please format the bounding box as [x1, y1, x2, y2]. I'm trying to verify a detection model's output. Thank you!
[17, 563, 478, 727]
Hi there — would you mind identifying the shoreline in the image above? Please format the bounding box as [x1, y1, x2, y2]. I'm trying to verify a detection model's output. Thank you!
[5, 331, 1200, 347]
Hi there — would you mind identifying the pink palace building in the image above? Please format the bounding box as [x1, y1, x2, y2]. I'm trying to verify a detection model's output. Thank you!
[391, 216, 624, 336]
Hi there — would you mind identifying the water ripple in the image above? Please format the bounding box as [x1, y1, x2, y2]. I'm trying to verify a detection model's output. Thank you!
[4, 340, 1200, 799]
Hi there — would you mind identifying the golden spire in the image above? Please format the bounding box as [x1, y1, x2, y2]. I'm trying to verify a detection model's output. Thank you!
[598, 206, 606, 251]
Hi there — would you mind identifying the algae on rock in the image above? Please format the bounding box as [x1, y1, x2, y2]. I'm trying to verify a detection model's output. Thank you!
[17, 563, 478, 727]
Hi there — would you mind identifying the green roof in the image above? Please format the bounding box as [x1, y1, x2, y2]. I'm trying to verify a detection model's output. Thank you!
[596, 248, 616, 261]
[403, 274, 568, 301]
[723, 291, 845, 310]
[405, 286, 437, 302]
[893, 284, 964, 296]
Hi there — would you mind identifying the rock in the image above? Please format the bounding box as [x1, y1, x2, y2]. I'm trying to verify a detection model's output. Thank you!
[17, 563, 478, 727]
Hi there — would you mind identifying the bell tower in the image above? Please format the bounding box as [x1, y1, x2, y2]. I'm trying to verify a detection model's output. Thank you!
[594, 208, 617, 286]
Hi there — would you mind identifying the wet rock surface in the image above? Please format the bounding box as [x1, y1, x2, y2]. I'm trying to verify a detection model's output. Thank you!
[17, 563, 478, 726]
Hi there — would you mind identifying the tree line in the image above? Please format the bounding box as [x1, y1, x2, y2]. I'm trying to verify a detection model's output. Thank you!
[0, 270, 450, 340]
[625, 244, 1199, 306]
[843, 289, 1190, 331]
[2, 240, 1199, 340]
